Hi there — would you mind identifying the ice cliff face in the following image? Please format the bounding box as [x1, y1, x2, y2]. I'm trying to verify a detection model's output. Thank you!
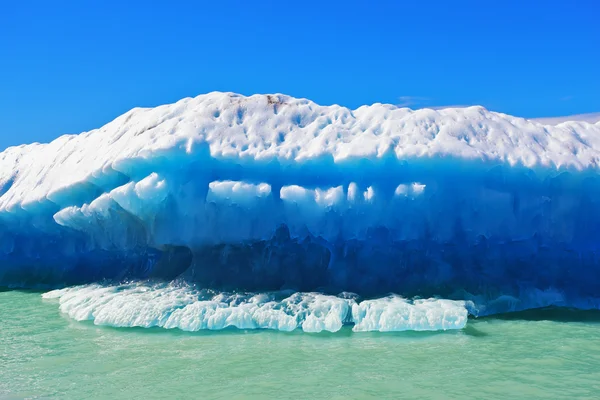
[2, 92, 600, 312]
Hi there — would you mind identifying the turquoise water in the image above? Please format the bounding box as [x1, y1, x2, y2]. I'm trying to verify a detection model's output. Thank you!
[2, 290, 600, 399]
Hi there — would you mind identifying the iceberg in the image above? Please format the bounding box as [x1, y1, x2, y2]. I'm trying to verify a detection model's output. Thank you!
[3, 92, 600, 314]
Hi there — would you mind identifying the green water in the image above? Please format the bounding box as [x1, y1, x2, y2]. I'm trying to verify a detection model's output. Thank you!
[2, 290, 600, 399]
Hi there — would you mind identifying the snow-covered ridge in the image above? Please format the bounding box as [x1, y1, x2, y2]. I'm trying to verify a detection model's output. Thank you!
[1, 91, 600, 212]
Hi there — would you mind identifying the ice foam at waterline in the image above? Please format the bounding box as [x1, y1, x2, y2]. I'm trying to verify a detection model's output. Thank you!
[43, 283, 470, 333]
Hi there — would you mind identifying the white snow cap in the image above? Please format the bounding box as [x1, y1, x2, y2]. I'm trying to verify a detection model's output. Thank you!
[2, 92, 600, 212]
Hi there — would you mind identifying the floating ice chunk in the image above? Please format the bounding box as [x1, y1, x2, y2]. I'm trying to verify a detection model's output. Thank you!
[298, 293, 350, 333]
[351, 295, 469, 332]
[43, 283, 468, 333]
[43, 283, 353, 333]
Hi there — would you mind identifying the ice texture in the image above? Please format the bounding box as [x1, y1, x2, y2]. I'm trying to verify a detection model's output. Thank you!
[42, 283, 469, 332]
[3, 92, 600, 314]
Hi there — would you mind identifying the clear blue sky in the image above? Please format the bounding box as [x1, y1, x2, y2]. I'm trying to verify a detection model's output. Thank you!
[1, 0, 599, 150]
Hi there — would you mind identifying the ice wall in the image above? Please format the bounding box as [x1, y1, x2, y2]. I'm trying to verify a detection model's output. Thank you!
[2, 92, 600, 312]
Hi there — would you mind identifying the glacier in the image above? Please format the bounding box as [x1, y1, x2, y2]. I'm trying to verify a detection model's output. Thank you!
[3, 92, 600, 318]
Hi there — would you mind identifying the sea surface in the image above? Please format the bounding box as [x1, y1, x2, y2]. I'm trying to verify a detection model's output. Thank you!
[2, 289, 600, 399]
